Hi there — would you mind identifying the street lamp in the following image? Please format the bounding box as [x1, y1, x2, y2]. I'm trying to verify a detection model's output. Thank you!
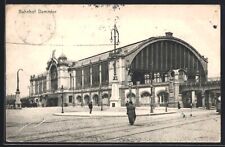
[128, 77, 132, 102]
[70, 73, 75, 107]
[127, 66, 132, 102]
[150, 74, 154, 113]
[190, 97, 193, 117]
[61, 85, 64, 113]
[110, 22, 120, 80]
[15, 68, 23, 109]
[165, 87, 168, 112]
[99, 83, 103, 111]
[16, 69, 23, 92]
[81, 90, 84, 107]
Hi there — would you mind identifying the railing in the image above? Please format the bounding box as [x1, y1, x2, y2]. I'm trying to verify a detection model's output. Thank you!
[181, 77, 220, 86]
[180, 77, 220, 92]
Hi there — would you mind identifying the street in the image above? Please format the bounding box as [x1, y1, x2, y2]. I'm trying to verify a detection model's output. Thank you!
[6, 107, 220, 143]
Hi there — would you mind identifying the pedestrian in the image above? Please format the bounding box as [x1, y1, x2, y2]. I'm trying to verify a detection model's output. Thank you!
[178, 101, 185, 118]
[190, 102, 193, 117]
[125, 101, 129, 114]
[88, 101, 93, 114]
[125, 101, 129, 107]
[127, 101, 136, 125]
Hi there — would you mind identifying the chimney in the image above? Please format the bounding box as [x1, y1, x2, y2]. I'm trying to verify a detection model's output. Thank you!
[165, 32, 173, 37]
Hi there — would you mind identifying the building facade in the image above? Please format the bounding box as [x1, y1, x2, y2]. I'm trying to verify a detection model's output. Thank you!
[29, 32, 214, 108]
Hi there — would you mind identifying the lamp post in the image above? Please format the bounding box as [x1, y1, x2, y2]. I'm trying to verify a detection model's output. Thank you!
[99, 83, 103, 111]
[150, 74, 154, 113]
[127, 66, 132, 102]
[165, 87, 168, 112]
[61, 85, 64, 113]
[129, 83, 132, 102]
[16, 69, 23, 92]
[110, 23, 120, 80]
[70, 73, 75, 107]
[15, 68, 23, 109]
[190, 97, 193, 117]
[73, 76, 75, 107]
[81, 90, 84, 107]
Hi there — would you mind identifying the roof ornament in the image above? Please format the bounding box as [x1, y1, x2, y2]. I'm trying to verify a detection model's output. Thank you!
[52, 49, 56, 59]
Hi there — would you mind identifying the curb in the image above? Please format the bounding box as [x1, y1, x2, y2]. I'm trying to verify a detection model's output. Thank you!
[53, 111, 176, 117]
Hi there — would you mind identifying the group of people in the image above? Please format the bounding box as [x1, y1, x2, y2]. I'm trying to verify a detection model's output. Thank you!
[88, 100, 137, 125]
[88, 100, 186, 126]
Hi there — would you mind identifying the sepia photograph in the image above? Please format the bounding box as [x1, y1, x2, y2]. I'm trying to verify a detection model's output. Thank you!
[5, 4, 221, 143]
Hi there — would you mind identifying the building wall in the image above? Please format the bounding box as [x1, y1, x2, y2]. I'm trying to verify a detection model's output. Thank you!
[29, 34, 209, 108]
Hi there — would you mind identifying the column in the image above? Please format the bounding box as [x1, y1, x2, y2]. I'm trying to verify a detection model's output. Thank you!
[158, 73, 162, 82]
[155, 92, 159, 107]
[81, 91, 84, 106]
[73, 70, 76, 105]
[90, 66, 92, 87]
[152, 86, 155, 106]
[99, 64, 102, 85]
[31, 81, 34, 96]
[73, 70, 76, 89]
[191, 91, 196, 107]
[207, 91, 212, 109]
[90, 92, 93, 102]
[47, 72, 50, 92]
[153, 73, 157, 83]
[202, 90, 205, 108]
[81, 68, 84, 89]
[37, 80, 40, 95]
[135, 86, 140, 107]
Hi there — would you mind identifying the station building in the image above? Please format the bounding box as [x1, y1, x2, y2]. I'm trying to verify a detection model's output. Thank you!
[29, 32, 213, 108]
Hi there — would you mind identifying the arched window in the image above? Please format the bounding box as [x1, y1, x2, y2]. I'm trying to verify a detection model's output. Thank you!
[76, 96, 82, 103]
[141, 91, 151, 97]
[102, 93, 109, 99]
[50, 65, 58, 91]
[93, 94, 99, 105]
[84, 95, 90, 104]
[127, 93, 136, 98]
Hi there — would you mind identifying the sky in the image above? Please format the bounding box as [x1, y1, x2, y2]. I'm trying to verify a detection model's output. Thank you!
[6, 4, 220, 97]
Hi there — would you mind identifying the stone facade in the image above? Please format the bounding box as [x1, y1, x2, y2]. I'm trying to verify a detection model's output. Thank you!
[28, 32, 209, 108]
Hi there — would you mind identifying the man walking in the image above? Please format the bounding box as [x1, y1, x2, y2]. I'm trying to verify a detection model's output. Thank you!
[88, 101, 93, 114]
[125, 101, 129, 114]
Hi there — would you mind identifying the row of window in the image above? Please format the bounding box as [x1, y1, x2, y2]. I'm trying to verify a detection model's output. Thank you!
[33, 80, 47, 95]
[75, 61, 109, 88]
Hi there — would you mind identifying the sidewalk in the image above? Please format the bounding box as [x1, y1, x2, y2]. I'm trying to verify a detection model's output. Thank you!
[53, 106, 177, 117]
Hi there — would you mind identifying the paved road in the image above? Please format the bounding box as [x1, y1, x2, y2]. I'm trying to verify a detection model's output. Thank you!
[6, 108, 220, 143]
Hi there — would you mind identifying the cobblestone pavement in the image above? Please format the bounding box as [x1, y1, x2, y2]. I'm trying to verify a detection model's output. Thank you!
[6, 107, 220, 143]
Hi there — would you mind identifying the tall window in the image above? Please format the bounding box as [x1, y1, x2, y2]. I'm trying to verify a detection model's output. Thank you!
[69, 96, 73, 103]
[50, 65, 58, 91]
[84, 66, 90, 88]
[35, 80, 38, 94]
[43, 79, 46, 93]
[39, 80, 42, 94]
[101, 61, 109, 85]
[92, 64, 100, 87]
[76, 68, 82, 89]
[31, 82, 34, 96]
